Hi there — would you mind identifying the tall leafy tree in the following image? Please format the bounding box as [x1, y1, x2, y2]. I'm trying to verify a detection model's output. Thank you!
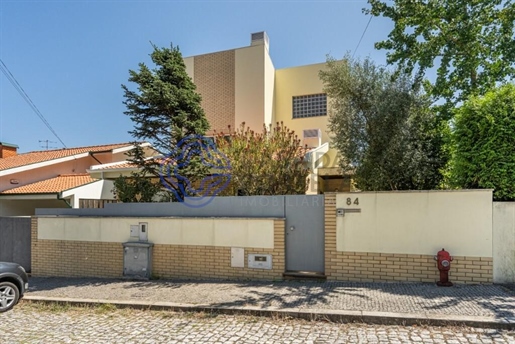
[450, 84, 515, 201]
[121, 44, 210, 200]
[366, 0, 515, 116]
[320, 54, 447, 191]
[215, 122, 310, 195]
[112, 172, 163, 203]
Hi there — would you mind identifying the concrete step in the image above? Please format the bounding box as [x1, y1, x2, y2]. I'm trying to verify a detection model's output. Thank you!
[283, 271, 327, 281]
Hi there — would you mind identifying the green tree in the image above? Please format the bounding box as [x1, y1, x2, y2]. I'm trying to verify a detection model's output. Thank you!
[214, 122, 310, 195]
[320, 54, 448, 191]
[122, 44, 210, 201]
[366, 0, 515, 116]
[112, 172, 163, 203]
[450, 84, 515, 201]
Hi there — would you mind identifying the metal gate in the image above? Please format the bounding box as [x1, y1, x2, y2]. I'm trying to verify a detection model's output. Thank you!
[0, 217, 31, 271]
[285, 195, 324, 273]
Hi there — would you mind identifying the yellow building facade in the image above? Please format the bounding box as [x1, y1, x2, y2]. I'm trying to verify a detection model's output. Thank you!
[183, 32, 348, 193]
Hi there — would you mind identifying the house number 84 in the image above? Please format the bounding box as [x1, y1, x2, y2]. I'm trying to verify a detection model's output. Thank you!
[346, 198, 359, 206]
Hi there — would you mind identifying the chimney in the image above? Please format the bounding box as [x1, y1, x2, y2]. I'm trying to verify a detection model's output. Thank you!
[0, 142, 18, 158]
[251, 31, 269, 50]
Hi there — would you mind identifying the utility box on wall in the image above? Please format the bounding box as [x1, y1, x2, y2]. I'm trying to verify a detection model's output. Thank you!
[123, 242, 154, 279]
[231, 247, 245, 268]
[248, 254, 272, 269]
[130, 222, 148, 241]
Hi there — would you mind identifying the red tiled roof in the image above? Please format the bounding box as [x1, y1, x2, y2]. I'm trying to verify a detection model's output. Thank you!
[91, 161, 137, 170]
[1, 174, 97, 194]
[90, 158, 169, 171]
[0, 143, 133, 171]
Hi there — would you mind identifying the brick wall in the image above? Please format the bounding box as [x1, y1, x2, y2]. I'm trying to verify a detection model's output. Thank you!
[153, 220, 284, 280]
[194, 50, 235, 133]
[32, 217, 285, 280]
[31, 217, 123, 278]
[324, 194, 493, 283]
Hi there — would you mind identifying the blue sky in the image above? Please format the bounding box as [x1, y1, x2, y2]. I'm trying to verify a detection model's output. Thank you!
[0, 0, 392, 153]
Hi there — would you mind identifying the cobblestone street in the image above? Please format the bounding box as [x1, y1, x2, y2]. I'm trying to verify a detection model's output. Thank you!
[1, 303, 514, 344]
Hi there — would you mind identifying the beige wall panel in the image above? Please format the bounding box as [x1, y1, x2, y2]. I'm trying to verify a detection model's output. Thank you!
[38, 217, 275, 248]
[194, 50, 235, 132]
[64, 217, 102, 241]
[100, 218, 138, 243]
[184, 56, 194, 81]
[147, 218, 182, 245]
[247, 220, 274, 248]
[181, 219, 214, 246]
[235, 45, 265, 133]
[274, 63, 338, 168]
[38, 217, 66, 240]
[335, 190, 493, 257]
[274, 64, 327, 133]
[214, 219, 248, 247]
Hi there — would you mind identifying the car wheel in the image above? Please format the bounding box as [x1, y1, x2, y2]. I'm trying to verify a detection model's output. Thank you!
[0, 281, 20, 313]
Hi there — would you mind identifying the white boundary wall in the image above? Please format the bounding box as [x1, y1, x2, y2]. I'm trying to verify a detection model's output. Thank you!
[493, 203, 515, 283]
[336, 190, 493, 257]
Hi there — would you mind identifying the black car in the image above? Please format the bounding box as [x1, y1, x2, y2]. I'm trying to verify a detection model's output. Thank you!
[0, 262, 29, 312]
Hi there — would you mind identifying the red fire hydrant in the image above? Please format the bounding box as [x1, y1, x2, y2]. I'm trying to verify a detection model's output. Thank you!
[434, 248, 453, 287]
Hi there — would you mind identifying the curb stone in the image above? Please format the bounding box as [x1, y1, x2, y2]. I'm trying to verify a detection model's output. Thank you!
[22, 295, 515, 330]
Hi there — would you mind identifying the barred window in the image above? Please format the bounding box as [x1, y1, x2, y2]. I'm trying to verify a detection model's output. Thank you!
[292, 93, 327, 119]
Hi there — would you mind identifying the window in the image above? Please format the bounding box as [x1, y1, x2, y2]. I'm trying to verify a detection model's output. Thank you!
[292, 93, 327, 119]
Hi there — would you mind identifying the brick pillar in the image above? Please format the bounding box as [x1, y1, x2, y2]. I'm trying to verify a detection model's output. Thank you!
[324, 193, 337, 279]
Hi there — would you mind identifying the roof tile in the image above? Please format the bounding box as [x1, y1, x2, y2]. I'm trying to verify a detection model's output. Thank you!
[0, 143, 133, 171]
[1, 174, 97, 194]
[91, 161, 137, 170]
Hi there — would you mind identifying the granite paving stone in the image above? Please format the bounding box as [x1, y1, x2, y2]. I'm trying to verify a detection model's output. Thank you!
[27, 277, 515, 319]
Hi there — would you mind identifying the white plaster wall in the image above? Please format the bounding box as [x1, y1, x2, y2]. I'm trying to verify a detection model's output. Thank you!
[61, 180, 115, 208]
[37, 217, 275, 249]
[336, 190, 493, 257]
[100, 180, 115, 199]
[493, 202, 515, 283]
[235, 45, 265, 132]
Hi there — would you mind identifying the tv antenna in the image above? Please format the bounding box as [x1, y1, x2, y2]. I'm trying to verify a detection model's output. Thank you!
[39, 140, 57, 150]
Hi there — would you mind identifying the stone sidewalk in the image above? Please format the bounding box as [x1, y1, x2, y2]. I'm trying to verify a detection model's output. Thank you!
[24, 277, 515, 329]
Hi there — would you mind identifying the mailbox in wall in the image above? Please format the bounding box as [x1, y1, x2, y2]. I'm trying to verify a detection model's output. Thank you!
[248, 254, 272, 269]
